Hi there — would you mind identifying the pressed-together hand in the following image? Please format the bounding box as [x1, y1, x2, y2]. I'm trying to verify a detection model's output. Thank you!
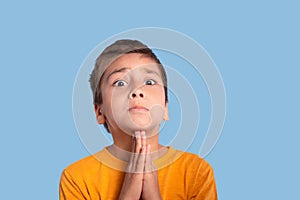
[119, 131, 162, 200]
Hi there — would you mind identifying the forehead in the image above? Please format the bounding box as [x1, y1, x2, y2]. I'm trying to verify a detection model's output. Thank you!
[103, 53, 162, 78]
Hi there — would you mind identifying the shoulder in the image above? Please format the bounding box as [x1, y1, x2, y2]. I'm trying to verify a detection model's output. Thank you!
[173, 148, 212, 170]
[59, 150, 110, 199]
[61, 149, 108, 179]
[172, 149, 217, 198]
[64, 154, 99, 172]
[160, 147, 214, 177]
[171, 148, 215, 183]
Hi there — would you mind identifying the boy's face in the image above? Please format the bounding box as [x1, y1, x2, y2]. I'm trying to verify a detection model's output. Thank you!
[98, 53, 168, 136]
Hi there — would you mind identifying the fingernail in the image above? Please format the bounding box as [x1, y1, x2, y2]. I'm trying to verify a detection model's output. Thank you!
[135, 131, 139, 137]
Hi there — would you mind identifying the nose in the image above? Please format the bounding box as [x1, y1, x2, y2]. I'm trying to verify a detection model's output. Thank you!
[130, 89, 144, 99]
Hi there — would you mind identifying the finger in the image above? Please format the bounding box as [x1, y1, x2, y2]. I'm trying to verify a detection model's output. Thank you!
[131, 132, 136, 153]
[140, 132, 147, 173]
[136, 145, 146, 173]
[128, 131, 140, 172]
[135, 131, 142, 153]
[132, 132, 140, 169]
[129, 132, 137, 164]
[141, 131, 146, 149]
[144, 144, 152, 173]
[132, 131, 145, 174]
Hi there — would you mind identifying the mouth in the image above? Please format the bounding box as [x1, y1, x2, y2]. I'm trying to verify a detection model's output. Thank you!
[128, 105, 149, 112]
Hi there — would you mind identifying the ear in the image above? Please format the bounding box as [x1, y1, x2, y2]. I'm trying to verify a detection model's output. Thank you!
[94, 104, 106, 124]
[164, 103, 169, 121]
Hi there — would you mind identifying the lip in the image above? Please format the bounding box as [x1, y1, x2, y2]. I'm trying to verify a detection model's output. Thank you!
[129, 105, 149, 112]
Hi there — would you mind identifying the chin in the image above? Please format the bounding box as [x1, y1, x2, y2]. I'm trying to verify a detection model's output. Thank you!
[114, 111, 164, 136]
[117, 122, 160, 137]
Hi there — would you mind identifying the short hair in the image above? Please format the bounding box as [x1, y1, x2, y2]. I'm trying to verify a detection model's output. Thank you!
[89, 39, 168, 132]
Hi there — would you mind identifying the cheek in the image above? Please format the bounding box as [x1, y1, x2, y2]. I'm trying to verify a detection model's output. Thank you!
[148, 86, 165, 103]
[103, 86, 129, 102]
[110, 88, 129, 111]
[111, 88, 129, 101]
[101, 88, 126, 115]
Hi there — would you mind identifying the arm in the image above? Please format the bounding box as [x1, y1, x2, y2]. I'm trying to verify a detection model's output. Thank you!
[59, 170, 86, 200]
[193, 160, 218, 200]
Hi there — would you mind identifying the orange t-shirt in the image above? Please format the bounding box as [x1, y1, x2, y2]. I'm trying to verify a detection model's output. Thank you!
[59, 147, 218, 199]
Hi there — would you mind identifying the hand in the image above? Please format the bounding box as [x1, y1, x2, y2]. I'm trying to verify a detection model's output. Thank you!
[119, 131, 162, 200]
[119, 131, 145, 200]
[141, 144, 162, 200]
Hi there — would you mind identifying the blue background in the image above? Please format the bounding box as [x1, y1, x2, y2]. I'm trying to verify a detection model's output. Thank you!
[1, 0, 299, 199]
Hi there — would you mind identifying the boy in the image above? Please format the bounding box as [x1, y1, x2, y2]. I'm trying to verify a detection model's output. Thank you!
[59, 39, 218, 199]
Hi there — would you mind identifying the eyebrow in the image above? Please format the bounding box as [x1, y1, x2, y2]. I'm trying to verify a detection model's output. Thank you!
[141, 68, 161, 77]
[105, 66, 161, 82]
[106, 67, 130, 81]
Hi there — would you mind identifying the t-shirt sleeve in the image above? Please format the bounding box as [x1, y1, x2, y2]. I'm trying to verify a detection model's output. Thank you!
[192, 159, 218, 200]
[59, 169, 86, 200]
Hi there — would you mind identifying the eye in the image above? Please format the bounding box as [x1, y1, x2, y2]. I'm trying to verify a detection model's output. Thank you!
[144, 79, 156, 85]
[113, 80, 128, 87]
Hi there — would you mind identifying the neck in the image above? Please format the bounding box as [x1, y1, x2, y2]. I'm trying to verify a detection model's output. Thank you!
[108, 129, 169, 162]
[111, 130, 162, 152]
[107, 143, 168, 162]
